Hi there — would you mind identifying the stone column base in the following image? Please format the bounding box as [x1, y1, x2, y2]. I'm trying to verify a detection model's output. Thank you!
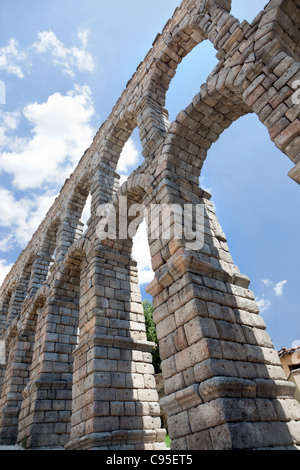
[0, 406, 20, 445]
[65, 429, 167, 450]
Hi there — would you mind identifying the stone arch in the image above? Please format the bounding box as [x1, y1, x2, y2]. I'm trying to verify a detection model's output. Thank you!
[137, 17, 207, 158]
[20, 254, 36, 300]
[0, 287, 13, 331]
[96, 109, 138, 173]
[16, 243, 88, 449]
[33, 217, 61, 285]
[0, 319, 18, 374]
[93, 172, 152, 286]
[154, 70, 251, 187]
[4, 254, 36, 327]
[66, 183, 167, 451]
[222, 0, 300, 183]
[0, 303, 35, 445]
[149, 16, 208, 101]
[90, 108, 141, 204]
[256, 0, 300, 62]
[14, 290, 48, 419]
[1, 289, 49, 447]
[114, 168, 260, 449]
[55, 175, 92, 262]
[241, 47, 300, 183]
[66, 176, 91, 229]
[88, 111, 145, 242]
[140, 162, 299, 450]
[96, 169, 164, 270]
[138, 1, 242, 157]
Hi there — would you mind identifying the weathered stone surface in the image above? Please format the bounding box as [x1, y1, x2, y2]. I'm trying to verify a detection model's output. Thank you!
[0, 0, 299, 451]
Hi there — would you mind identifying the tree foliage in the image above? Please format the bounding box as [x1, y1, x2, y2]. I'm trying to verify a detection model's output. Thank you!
[143, 299, 161, 373]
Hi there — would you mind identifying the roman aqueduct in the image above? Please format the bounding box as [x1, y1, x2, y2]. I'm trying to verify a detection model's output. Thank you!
[0, 0, 300, 450]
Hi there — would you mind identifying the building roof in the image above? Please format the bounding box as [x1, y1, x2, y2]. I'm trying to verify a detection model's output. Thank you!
[278, 346, 300, 358]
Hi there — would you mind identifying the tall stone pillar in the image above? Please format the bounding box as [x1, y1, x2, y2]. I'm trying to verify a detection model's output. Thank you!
[0, 332, 23, 445]
[66, 245, 166, 450]
[13, 299, 77, 449]
[146, 186, 300, 450]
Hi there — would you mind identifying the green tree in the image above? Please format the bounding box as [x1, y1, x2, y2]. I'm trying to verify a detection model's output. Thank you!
[143, 299, 161, 373]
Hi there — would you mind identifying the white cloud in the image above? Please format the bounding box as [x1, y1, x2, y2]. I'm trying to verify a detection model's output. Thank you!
[20, 192, 58, 242]
[273, 280, 287, 297]
[73, 31, 95, 73]
[116, 140, 151, 283]
[199, 175, 213, 195]
[0, 85, 95, 281]
[0, 259, 13, 285]
[0, 30, 94, 80]
[132, 221, 153, 285]
[256, 278, 288, 315]
[261, 279, 272, 287]
[256, 297, 271, 314]
[115, 139, 150, 283]
[0, 38, 29, 78]
[0, 85, 95, 255]
[261, 278, 288, 297]
[0, 109, 21, 148]
[137, 268, 153, 285]
[0, 187, 58, 252]
[117, 138, 140, 183]
[33, 29, 95, 77]
[0, 84, 96, 190]
[81, 194, 92, 230]
[0, 187, 31, 228]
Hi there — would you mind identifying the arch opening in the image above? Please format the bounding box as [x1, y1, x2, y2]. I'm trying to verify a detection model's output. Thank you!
[199, 111, 300, 351]
[0, 289, 12, 330]
[0, 295, 44, 446]
[165, 40, 219, 123]
[230, 0, 267, 24]
[116, 128, 144, 186]
[59, 176, 92, 257]
[80, 194, 92, 233]
[40, 219, 60, 280]
[15, 250, 85, 449]
[98, 110, 138, 173]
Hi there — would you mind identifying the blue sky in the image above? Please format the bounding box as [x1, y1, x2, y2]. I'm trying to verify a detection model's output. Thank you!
[0, 0, 299, 352]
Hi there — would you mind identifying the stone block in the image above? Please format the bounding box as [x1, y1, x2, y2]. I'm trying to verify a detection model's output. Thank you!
[184, 316, 219, 345]
[159, 334, 176, 360]
[110, 402, 125, 416]
[174, 326, 188, 351]
[168, 411, 191, 440]
[175, 298, 208, 327]
[156, 314, 176, 340]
